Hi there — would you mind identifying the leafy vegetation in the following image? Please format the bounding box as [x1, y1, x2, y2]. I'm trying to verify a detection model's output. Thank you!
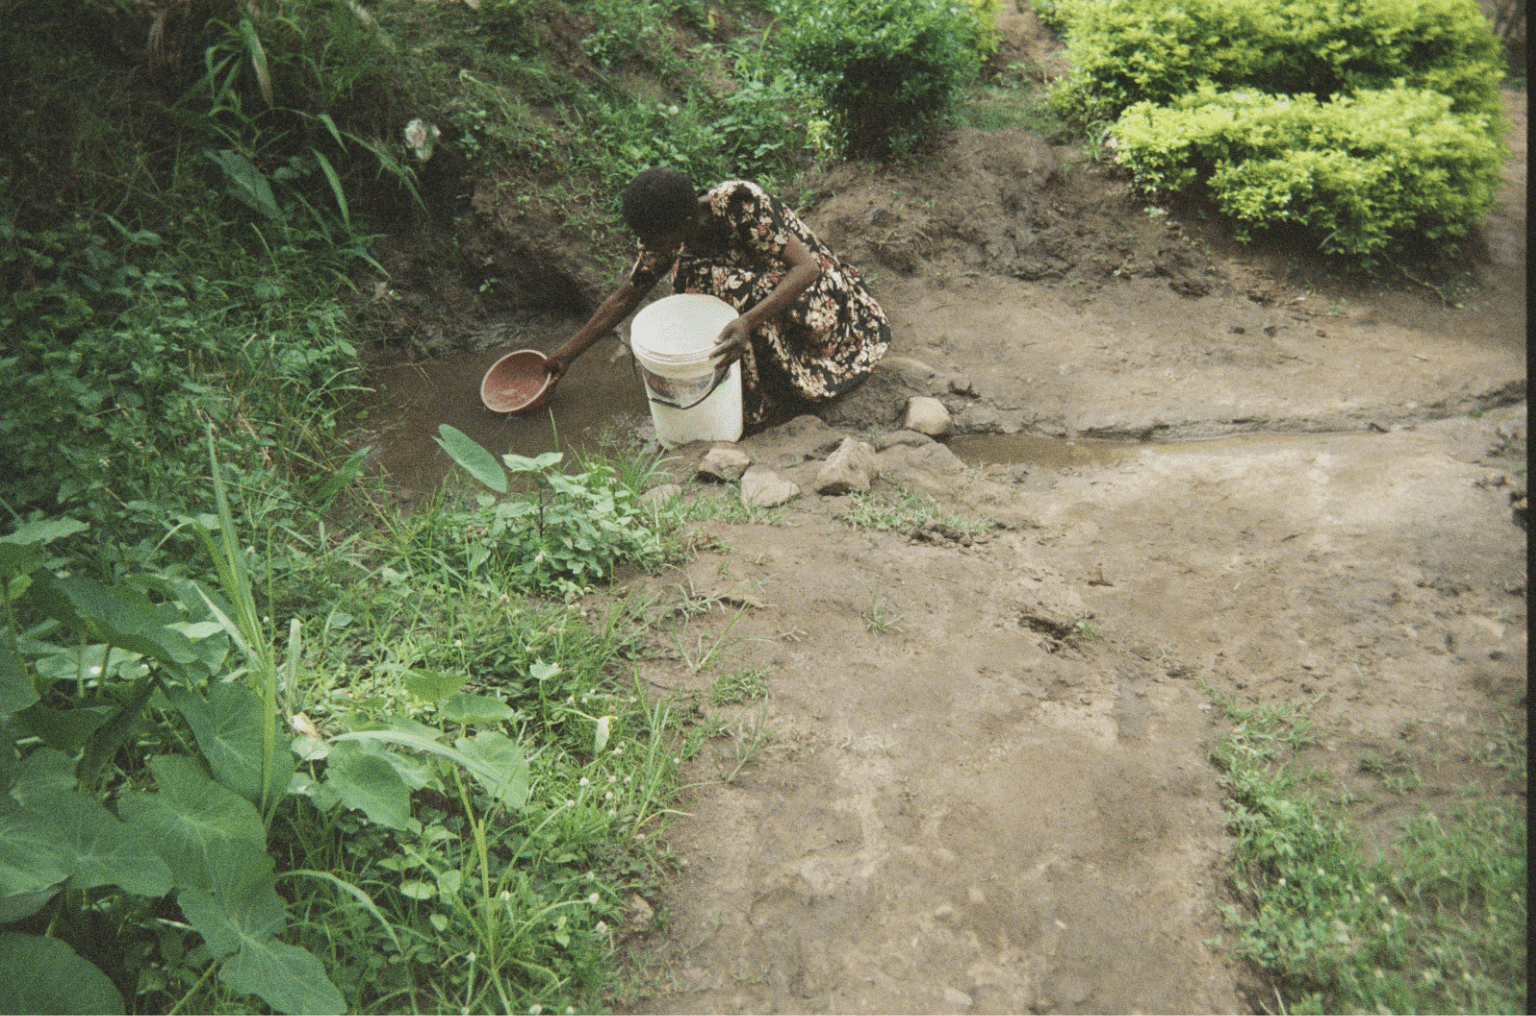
[1042, 0, 1512, 261]
[773, 0, 991, 157]
[1203, 685, 1527, 1014]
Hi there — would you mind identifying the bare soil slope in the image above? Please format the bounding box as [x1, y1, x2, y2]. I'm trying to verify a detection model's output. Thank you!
[592, 86, 1526, 1015]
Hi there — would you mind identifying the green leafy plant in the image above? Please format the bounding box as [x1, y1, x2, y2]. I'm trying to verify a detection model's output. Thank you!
[433, 425, 669, 598]
[1112, 84, 1505, 257]
[773, 0, 987, 157]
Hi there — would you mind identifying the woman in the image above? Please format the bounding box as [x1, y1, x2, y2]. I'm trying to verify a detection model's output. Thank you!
[545, 167, 891, 430]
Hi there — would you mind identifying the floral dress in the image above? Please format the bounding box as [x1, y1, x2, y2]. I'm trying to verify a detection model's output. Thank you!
[628, 180, 891, 428]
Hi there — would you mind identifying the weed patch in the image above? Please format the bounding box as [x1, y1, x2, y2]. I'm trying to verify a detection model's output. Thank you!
[1202, 685, 1527, 1014]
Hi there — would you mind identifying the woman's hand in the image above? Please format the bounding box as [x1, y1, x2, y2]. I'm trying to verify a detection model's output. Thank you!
[710, 316, 753, 367]
[544, 353, 569, 383]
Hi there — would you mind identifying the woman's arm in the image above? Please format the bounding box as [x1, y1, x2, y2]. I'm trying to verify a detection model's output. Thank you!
[710, 237, 820, 365]
[546, 278, 650, 380]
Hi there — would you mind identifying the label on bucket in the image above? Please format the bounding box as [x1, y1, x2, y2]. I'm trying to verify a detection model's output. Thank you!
[640, 363, 726, 408]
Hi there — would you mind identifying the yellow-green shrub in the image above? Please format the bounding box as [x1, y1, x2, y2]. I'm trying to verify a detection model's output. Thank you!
[1112, 85, 1505, 257]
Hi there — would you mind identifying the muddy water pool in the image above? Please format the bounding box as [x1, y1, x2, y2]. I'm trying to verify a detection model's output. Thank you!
[358, 335, 651, 493]
[360, 346, 1331, 495]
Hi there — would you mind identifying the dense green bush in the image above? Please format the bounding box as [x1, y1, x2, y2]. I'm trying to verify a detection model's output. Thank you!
[1040, 0, 1509, 260]
[1113, 85, 1506, 256]
[1048, 0, 1507, 124]
[772, 0, 986, 157]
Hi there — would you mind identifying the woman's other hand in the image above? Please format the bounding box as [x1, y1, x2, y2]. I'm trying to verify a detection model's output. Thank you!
[710, 317, 753, 367]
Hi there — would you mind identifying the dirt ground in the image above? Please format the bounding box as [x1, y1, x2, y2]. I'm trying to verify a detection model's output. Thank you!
[593, 55, 1526, 1016]
[359, 13, 1527, 1012]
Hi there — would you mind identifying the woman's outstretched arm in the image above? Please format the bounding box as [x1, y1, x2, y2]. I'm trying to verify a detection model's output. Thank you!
[546, 278, 651, 380]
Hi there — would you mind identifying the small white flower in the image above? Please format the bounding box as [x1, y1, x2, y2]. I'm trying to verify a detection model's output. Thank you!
[605, 791, 614, 800]
[607, 809, 617, 817]
[595, 921, 608, 934]
[499, 890, 512, 901]
[566, 799, 575, 807]
[467, 952, 477, 964]
[579, 777, 590, 787]
[588, 892, 600, 905]
[455, 639, 463, 647]
[608, 775, 617, 784]
[624, 776, 632, 784]
[89, 666, 102, 676]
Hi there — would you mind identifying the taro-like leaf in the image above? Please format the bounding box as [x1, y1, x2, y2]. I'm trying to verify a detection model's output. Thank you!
[323, 742, 412, 830]
[11, 702, 111, 753]
[402, 668, 468, 704]
[8, 748, 75, 805]
[0, 518, 90, 547]
[0, 646, 38, 716]
[28, 572, 198, 671]
[37, 790, 173, 897]
[435, 424, 508, 493]
[117, 755, 266, 891]
[177, 850, 284, 960]
[440, 692, 513, 726]
[164, 682, 294, 806]
[0, 808, 69, 897]
[0, 933, 124, 1015]
[453, 731, 530, 810]
[219, 936, 346, 1016]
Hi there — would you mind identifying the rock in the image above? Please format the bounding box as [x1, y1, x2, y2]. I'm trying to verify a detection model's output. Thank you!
[697, 445, 751, 482]
[814, 437, 878, 495]
[949, 375, 975, 396]
[638, 483, 682, 508]
[626, 894, 654, 933]
[904, 396, 953, 437]
[741, 466, 800, 507]
[942, 987, 976, 1009]
[874, 429, 935, 451]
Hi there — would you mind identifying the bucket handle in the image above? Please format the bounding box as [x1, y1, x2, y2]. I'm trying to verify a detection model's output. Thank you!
[630, 350, 732, 411]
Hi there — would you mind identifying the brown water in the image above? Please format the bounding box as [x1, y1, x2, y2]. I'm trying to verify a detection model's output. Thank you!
[358, 335, 650, 494]
[948, 432, 1140, 469]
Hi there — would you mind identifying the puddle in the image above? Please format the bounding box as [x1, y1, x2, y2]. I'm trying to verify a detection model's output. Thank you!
[358, 335, 650, 494]
[949, 433, 1141, 469]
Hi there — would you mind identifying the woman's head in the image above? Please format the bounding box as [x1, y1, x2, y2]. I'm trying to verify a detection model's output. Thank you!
[621, 167, 699, 242]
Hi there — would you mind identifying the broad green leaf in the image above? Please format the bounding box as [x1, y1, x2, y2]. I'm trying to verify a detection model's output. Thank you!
[28, 572, 198, 670]
[441, 691, 513, 726]
[118, 755, 266, 890]
[9, 748, 77, 804]
[0, 933, 124, 1015]
[403, 668, 468, 704]
[219, 936, 345, 1016]
[0, 647, 38, 716]
[0, 518, 89, 546]
[0, 889, 57, 923]
[38, 790, 173, 897]
[333, 728, 527, 810]
[177, 849, 284, 960]
[435, 424, 508, 493]
[0, 808, 69, 897]
[503, 451, 563, 473]
[324, 743, 411, 830]
[453, 731, 530, 810]
[165, 682, 294, 805]
[13, 702, 111, 752]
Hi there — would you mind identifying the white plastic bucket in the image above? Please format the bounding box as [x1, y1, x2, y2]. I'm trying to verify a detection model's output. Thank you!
[630, 294, 744, 447]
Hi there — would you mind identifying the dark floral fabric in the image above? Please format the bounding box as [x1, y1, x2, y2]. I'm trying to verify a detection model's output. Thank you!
[629, 180, 891, 427]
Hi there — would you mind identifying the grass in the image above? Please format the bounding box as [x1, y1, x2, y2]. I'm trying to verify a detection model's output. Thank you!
[836, 486, 993, 535]
[1202, 685, 1527, 1015]
[708, 665, 770, 706]
[864, 581, 909, 634]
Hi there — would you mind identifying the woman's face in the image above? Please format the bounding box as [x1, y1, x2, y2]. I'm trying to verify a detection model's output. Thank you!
[638, 204, 705, 251]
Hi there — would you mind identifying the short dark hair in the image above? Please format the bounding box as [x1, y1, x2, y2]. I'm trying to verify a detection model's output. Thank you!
[621, 167, 698, 238]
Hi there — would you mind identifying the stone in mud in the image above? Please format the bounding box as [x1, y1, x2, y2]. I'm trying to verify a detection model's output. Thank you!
[874, 429, 935, 451]
[638, 483, 682, 508]
[741, 466, 800, 507]
[904, 396, 953, 437]
[697, 446, 751, 482]
[814, 437, 878, 495]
